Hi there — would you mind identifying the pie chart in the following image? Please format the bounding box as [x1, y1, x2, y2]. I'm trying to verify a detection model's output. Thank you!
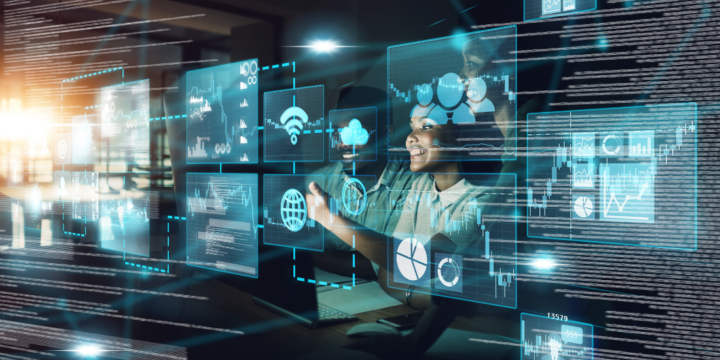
[573, 196, 594, 218]
[396, 238, 427, 281]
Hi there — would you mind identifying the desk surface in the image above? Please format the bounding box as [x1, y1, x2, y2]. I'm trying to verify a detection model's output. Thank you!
[177, 277, 518, 359]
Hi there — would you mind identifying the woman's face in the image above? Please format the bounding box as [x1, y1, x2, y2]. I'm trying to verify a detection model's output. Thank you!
[461, 52, 484, 81]
[406, 116, 456, 173]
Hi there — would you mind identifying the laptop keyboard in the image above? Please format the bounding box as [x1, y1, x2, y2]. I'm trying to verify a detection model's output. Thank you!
[318, 303, 357, 322]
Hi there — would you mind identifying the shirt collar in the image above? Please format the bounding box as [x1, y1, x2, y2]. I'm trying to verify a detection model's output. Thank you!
[430, 177, 477, 207]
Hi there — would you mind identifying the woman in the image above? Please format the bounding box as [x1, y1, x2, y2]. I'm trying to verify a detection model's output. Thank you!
[307, 108, 491, 309]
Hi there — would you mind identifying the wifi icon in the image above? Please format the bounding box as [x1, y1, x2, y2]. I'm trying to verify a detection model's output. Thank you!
[280, 106, 309, 145]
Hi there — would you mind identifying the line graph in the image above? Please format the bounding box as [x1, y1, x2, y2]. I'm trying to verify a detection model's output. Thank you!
[186, 173, 259, 277]
[543, 0, 562, 14]
[186, 59, 259, 164]
[572, 132, 595, 160]
[599, 162, 654, 223]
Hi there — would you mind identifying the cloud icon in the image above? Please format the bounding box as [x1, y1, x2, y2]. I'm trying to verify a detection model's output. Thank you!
[339, 119, 370, 146]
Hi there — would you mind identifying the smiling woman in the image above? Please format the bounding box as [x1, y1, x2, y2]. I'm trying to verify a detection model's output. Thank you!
[406, 115, 462, 187]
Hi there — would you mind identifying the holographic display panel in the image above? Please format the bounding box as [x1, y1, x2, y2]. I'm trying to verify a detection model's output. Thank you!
[524, 0, 596, 21]
[72, 114, 100, 165]
[527, 103, 697, 249]
[263, 174, 324, 251]
[100, 79, 150, 165]
[521, 313, 594, 360]
[264, 85, 324, 162]
[186, 59, 259, 164]
[72, 172, 99, 222]
[326, 175, 377, 230]
[387, 26, 517, 162]
[387, 173, 517, 308]
[99, 172, 157, 256]
[328, 107, 377, 162]
[186, 173, 259, 278]
[54, 133, 71, 165]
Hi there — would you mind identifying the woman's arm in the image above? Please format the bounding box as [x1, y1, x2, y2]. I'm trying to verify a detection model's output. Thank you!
[307, 182, 390, 269]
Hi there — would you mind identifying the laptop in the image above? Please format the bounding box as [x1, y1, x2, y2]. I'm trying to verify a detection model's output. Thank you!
[249, 243, 357, 329]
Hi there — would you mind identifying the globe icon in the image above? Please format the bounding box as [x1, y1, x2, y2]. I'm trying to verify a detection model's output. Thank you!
[281, 189, 307, 232]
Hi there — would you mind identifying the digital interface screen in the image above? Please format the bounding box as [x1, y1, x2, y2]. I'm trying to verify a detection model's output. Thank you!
[72, 171, 99, 222]
[99, 172, 157, 256]
[3, 2, 718, 358]
[328, 107, 377, 162]
[100, 80, 150, 165]
[527, 103, 697, 249]
[264, 85, 325, 162]
[72, 114, 100, 165]
[263, 174, 324, 251]
[388, 26, 517, 162]
[54, 133, 72, 165]
[326, 175, 377, 231]
[524, 0, 596, 21]
[521, 313, 594, 360]
[387, 173, 517, 308]
[186, 173, 259, 277]
[186, 59, 259, 164]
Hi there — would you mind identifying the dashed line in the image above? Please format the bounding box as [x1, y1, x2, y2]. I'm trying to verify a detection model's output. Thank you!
[125, 262, 166, 273]
[63, 67, 122, 82]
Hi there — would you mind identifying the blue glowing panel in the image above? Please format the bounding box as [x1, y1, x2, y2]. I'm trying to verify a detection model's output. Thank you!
[387, 173, 517, 308]
[525, 0, 596, 21]
[186, 173, 259, 277]
[72, 172, 99, 222]
[527, 103, 697, 249]
[263, 174, 324, 251]
[72, 114, 100, 165]
[329, 107, 377, 162]
[100, 80, 150, 165]
[99, 173, 157, 256]
[54, 133, 72, 165]
[186, 59, 259, 164]
[387, 26, 517, 162]
[521, 313, 594, 360]
[264, 86, 324, 162]
[327, 175, 377, 230]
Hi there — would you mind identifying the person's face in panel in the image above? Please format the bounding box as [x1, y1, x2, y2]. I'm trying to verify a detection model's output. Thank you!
[461, 48, 484, 81]
[406, 115, 457, 173]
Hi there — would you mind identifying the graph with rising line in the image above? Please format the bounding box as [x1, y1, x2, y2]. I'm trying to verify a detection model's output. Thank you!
[543, 0, 561, 14]
[186, 173, 259, 277]
[599, 162, 654, 223]
[186, 59, 259, 164]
